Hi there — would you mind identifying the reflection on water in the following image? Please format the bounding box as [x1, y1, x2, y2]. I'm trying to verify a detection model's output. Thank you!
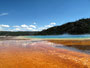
[55, 45, 90, 54]
[0, 40, 90, 54]
[0, 40, 42, 48]
[47, 40, 90, 54]
[65, 45, 90, 50]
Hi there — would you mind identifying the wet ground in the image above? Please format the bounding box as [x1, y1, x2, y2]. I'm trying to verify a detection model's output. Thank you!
[55, 45, 90, 54]
[0, 40, 90, 68]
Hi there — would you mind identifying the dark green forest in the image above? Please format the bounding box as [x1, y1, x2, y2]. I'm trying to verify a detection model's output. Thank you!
[0, 31, 39, 36]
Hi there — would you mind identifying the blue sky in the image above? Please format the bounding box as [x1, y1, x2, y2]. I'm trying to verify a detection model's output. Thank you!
[0, 0, 90, 31]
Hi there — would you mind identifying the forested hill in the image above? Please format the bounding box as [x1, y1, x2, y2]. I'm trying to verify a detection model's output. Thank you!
[0, 31, 39, 36]
[37, 18, 90, 35]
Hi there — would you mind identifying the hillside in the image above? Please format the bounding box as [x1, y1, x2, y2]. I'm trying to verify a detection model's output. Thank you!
[37, 18, 90, 35]
[0, 31, 39, 36]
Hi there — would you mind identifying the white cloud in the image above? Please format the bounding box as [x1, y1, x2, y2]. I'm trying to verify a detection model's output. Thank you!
[29, 25, 36, 28]
[26, 27, 33, 30]
[26, 27, 37, 31]
[13, 25, 20, 28]
[11, 27, 37, 31]
[21, 24, 28, 28]
[0, 13, 8, 16]
[10, 24, 37, 31]
[45, 25, 52, 28]
[50, 22, 56, 25]
[0, 22, 56, 31]
[9, 28, 21, 31]
[0, 24, 10, 28]
[38, 22, 56, 31]
[43, 22, 56, 28]
[14, 28, 21, 31]
[20, 24, 37, 31]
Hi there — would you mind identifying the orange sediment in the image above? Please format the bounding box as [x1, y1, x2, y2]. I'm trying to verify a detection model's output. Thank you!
[47, 39, 90, 45]
[0, 40, 89, 68]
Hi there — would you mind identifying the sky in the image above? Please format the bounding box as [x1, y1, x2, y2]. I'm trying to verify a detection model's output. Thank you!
[0, 0, 90, 31]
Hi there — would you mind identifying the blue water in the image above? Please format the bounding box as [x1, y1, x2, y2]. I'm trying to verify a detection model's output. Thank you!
[25, 34, 90, 39]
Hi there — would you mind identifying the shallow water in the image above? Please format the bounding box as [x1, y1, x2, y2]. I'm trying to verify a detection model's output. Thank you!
[55, 45, 90, 54]
[0, 40, 90, 54]
[26, 34, 90, 39]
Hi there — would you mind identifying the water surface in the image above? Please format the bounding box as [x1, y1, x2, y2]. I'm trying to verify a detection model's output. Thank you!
[25, 34, 90, 39]
[55, 45, 90, 54]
